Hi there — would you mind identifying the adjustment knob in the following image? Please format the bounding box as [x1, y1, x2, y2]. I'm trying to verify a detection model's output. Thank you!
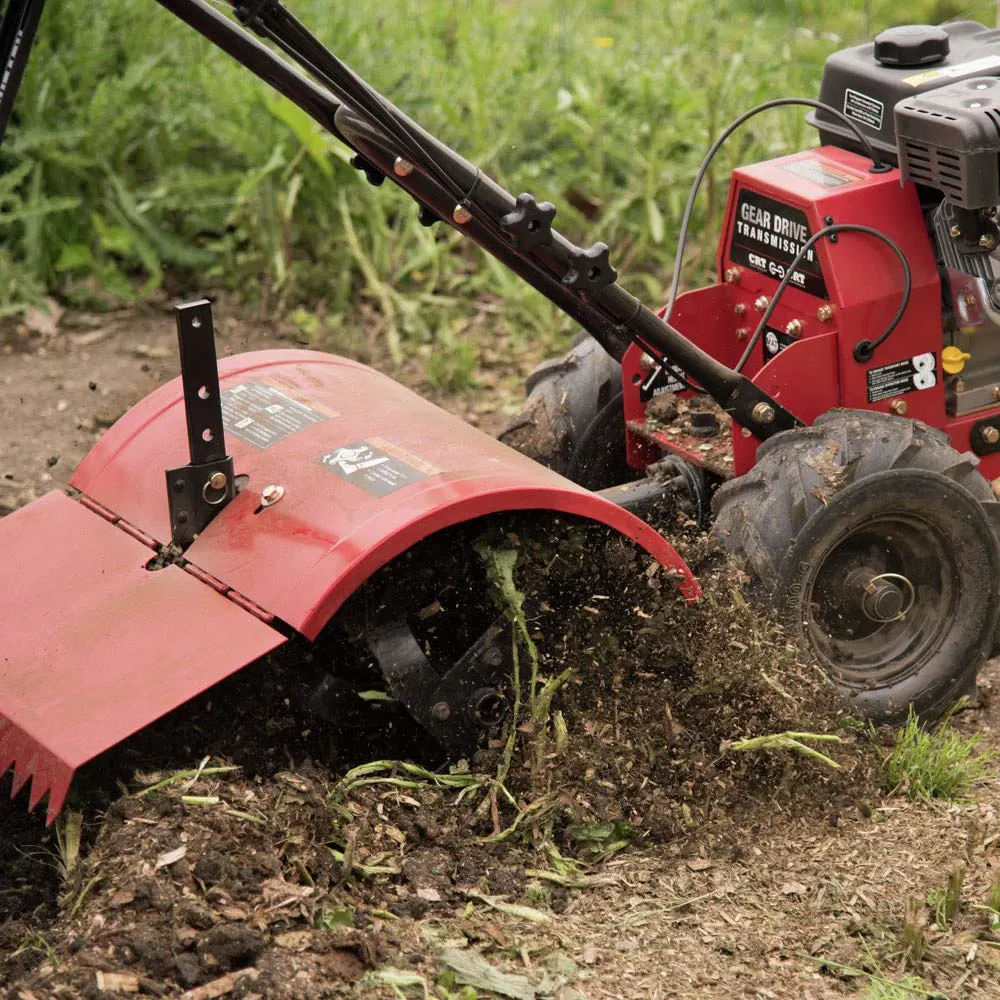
[874, 24, 949, 68]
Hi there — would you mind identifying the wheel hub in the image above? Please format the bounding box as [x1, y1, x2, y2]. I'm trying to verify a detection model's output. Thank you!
[807, 512, 957, 688]
[845, 567, 915, 623]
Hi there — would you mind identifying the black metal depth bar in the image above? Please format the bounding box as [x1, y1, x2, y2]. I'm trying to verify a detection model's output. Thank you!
[176, 299, 227, 465]
[165, 300, 235, 548]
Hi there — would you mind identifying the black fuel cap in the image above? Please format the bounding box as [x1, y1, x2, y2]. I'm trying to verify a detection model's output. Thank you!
[874, 24, 950, 67]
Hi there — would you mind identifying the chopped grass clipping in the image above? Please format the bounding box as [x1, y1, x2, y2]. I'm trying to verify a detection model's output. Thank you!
[726, 731, 844, 769]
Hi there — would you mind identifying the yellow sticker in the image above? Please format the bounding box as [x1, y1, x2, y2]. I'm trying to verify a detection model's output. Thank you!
[903, 54, 1000, 87]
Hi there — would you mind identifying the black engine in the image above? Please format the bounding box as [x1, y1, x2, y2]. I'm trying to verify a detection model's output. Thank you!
[812, 21, 1000, 416]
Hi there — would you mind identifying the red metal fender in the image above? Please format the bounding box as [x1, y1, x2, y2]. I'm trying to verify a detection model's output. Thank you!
[72, 350, 699, 637]
[1, 349, 698, 820]
[0, 491, 285, 822]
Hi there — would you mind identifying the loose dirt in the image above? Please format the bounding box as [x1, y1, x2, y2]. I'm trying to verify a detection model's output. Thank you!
[3, 307, 1000, 1000]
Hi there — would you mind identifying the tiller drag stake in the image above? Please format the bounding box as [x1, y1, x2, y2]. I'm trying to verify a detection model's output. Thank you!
[165, 301, 237, 548]
[6, 1, 1000, 819]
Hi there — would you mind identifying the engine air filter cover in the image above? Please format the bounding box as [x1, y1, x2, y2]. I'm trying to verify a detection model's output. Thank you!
[895, 76, 1000, 208]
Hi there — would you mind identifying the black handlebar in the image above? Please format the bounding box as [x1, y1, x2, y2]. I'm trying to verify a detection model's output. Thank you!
[0, 0, 48, 147]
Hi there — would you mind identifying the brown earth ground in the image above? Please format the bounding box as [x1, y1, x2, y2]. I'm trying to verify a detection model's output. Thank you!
[3, 305, 1000, 1000]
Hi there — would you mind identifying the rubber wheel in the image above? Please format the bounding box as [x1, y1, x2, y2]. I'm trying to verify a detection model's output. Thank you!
[498, 335, 636, 490]
[713, 409, 1000, 722]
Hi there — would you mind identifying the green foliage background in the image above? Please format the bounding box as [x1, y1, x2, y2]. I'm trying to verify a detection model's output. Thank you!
[0, 0, 982, 367]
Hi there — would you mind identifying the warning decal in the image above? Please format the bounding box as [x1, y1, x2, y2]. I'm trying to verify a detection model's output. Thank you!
[903, 54, 1000, 88]
[779, 157, 860, 189]
[639, 363, 686, 403]
[221, 380, 334, 449]
[317, 437, 441, 497]
[728, 189, 827, 299]
[843, 88, 885, 131]
[866, 352, 938, 403]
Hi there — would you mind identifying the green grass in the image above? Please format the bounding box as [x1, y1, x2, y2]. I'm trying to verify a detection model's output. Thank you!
[881, 708, 994, 803]
[1, 0, 974, 365]
[857, 975, 941, 1000]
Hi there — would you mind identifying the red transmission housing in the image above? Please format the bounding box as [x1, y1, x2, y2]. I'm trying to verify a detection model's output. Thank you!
[622, 147, 974, 477]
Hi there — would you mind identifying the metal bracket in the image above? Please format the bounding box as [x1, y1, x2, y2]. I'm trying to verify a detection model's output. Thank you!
[970, 416, 1000, 457]
[367, 618, 512, 751]
[165, 300, 235, 548]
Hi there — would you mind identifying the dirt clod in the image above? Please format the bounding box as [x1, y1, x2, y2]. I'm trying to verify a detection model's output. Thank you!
[196, 924, 266, 972]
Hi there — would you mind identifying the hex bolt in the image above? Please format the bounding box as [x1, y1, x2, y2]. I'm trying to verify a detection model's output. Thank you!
[981, 234, 997, 250]
[752, 402, 775, 425]
[725, 267, 741, 284]
[993, 385, 1000, 402]
[785, 319, 803, 337]
[261, 484, 285, 507]
[817, 304, 834, 322]
[955, 378, 967, 393]
[430, 701, 451, 722]
[950, 224, 962, 239]
[734, 302, 747, 317]
[982, 426, 1000, 445]
[639, 353, 656, 370]
[889, 399, 908, 416]
[208, 471, 227, 490]
[393, 157, 414, 177]
[735, 327, 749, 341]
[964, 292, 978, 308]
[453, 204, 472, 225]
[754, 295, 769, 312]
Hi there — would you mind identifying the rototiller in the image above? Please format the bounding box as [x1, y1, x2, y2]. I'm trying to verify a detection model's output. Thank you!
[4, 3, 1000, 822]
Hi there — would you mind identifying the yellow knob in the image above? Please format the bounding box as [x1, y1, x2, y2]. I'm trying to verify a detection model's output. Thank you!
[942, 345, 971, 375]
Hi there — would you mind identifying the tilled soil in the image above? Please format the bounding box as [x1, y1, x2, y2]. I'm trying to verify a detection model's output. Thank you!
[3, 308, 1000, 999]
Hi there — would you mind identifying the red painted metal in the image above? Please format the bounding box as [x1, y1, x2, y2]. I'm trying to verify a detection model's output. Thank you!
[71, 350, 699, 639]
[0, 491, 285, 822]
[722, 148, 942, 426]
[624, 147, 949, 478]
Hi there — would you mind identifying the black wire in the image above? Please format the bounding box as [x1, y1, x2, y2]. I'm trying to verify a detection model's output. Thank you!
[735, 223, 912, 372]
[636, 96, 889, 394]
